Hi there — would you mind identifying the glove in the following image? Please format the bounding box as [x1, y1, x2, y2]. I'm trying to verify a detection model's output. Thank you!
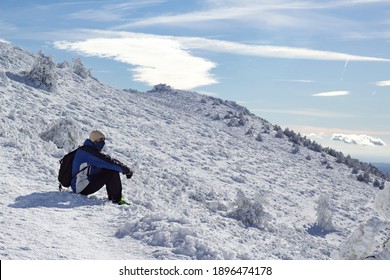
[123, 166, 133, 179]
[126, 170, 133, 179]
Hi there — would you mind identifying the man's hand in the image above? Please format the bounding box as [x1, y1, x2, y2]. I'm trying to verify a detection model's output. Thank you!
[125, 169, 133, 179]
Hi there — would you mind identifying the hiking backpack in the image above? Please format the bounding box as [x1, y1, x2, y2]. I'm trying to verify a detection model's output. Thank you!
[58, 148, 79, 191]
[58, 146, 92, 191]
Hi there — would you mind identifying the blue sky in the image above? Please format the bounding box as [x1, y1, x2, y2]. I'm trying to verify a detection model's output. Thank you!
[1, 0, 390, 163]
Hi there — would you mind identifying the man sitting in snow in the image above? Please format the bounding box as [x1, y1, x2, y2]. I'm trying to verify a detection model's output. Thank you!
[71, 130, 133, 205]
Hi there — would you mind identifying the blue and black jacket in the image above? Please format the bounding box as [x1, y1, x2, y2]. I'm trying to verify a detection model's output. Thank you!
[71, 139, 129, 193]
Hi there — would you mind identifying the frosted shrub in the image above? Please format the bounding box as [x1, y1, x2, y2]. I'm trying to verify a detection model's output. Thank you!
[57, 60, 69, 69]
[308, 195, 335, 236]
[357, 171, 370, 183]
[228, 190, 272, 229]
[27, 51, 57, 91]
[334, 182, 390, 259]
[315, 195, 334, 230]
[374, 183, 390, 220]
[291, 144, 300, 154]
[40, 118, 83, 151]
[334, 217, 390, 259]
[72, 57, 91, 79]
[275, 128, 284, 138]
[255, 133, 263, 142]
[245, 127, 254, 137]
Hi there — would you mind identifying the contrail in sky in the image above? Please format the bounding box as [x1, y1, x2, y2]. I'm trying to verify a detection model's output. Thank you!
[340, 58, 349, 81]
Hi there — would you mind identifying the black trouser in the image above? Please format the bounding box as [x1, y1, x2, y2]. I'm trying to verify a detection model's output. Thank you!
[80, 169, 122, 203]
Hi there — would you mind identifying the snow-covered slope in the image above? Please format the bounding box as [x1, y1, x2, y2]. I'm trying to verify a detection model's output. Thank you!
[1, 41, 389, 260]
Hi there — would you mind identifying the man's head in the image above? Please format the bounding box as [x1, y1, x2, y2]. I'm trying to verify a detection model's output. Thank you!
[89, 130, 106, 150]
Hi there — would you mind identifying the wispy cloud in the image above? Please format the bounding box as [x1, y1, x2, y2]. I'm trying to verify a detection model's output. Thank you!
[176, 37, 390, 62]
[331, 133, 386, 146]
[114, 3, 307, 29]
[114, 0, 389, 32]
[312, 91, 350, 97]
[68, 0, 165, 22]
[0, 20, 18, 33]
[372, 80, 390, 86]
[53, 31, 390, 89]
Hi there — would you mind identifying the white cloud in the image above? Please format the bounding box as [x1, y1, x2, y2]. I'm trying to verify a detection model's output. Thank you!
[331, 134, 386, 146]
[53, 31, 390, 90]
[176, 37, 390, 62]
[312, 91, 350, 97]
[54, 36, 217, 90]
[306, 132, 327, 140]
[373, 80, 390, 86]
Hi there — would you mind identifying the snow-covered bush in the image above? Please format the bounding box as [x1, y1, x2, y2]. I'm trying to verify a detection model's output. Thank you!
[116, 214, 231, 259]
[39, 118, 84, 151]
[315, 195, 334, 230]
[357, 171, 370, 183]
[245, 127, 254, 137]
[275, 127, 284, 138]
[372, 178, 385, 189]
[308, 195, 335, 236]
[334, 181, 390, 259]
[27, 51, 57, 91]
[72, 57, 91, 79]
[148, 83, 175, 93]
[333, 217, 390, 259]
[291, 144, 300, 154]
[255, 133, 263, 142]
[374, 183, 390, 220]
[57, 60, 69, 69]
[228, 190, 272, 230]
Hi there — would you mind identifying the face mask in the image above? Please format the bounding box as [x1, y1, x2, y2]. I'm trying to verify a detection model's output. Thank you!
[95, 140, 105, 151]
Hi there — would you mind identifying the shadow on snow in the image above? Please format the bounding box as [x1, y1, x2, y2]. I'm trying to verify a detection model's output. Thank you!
[307, 223, 338, 237]
[9, 191, 105, 209]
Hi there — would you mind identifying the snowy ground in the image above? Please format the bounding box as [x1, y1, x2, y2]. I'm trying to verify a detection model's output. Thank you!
[1, 41, 389, 260]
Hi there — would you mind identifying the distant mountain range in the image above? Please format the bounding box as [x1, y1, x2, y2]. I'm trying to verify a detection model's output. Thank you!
[373, 163, 390, 177]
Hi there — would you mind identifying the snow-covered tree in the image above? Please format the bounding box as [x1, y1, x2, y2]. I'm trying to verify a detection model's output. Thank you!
[27, 51, 57, 91]
[255, 133, 263, 142]
[228, 190, 272, 230]
[57, 60, 69, 69]
[334, 217, 390, 259]
[315, 195, 334, 230]
[275, 127, 284, 138]
[308, 195, 335, 236]
[357, 171, 370, 184]
[245, 127, 254, 137]
[291, 144, 300, 154]
[72, 57, 91, 79]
